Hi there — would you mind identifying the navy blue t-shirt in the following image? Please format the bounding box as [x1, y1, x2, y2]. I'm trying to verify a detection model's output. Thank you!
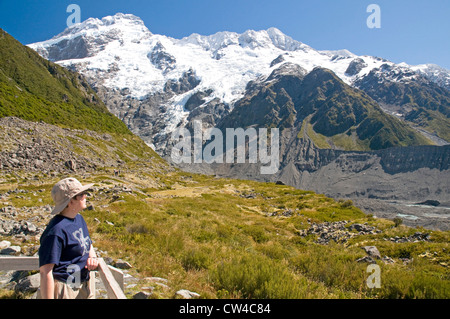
[39, 214, 92, 283]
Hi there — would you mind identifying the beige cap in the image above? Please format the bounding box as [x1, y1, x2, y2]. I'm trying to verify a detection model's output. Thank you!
[51, 177, 94, 215]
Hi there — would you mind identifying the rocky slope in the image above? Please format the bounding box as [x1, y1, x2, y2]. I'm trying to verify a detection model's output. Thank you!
[0, 116, 166, 177]
[163, 62, 449, 230]
[175, 132, 450, 230]
[0, 27, 168, 178]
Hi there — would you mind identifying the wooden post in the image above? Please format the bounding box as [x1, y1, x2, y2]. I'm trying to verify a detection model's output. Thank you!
[97, 258, 127, 299]
[89, 271, 96, 299]
[107, 264, 124, 290]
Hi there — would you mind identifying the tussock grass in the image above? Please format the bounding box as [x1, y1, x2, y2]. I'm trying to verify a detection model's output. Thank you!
[76, 172, 450, 299]
[1, 162, 448, 299]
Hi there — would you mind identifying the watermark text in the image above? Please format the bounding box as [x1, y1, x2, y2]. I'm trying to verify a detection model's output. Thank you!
[366, 4, 381, 29]
[171, 121, 280, 174]
[66, 4, 81, 27]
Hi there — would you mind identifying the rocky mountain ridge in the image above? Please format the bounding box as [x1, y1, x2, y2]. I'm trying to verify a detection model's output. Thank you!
[28, 13, 450, 153]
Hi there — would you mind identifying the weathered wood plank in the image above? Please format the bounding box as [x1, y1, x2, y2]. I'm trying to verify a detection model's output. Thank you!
[97, 258, 126, 299]
[0, 256, 39, 270]
[108, 264, 124, 290]
[89, 271, 96, 299]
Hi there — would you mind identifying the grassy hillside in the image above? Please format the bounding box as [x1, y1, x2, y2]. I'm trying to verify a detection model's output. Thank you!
[355, 66, 450, 143]
[86, 173, 450, 299]
[0, 28, 164, 175]
[297, 68, 433, 150]
[0, 29, 130, 135]
[1, 169, 448, 299]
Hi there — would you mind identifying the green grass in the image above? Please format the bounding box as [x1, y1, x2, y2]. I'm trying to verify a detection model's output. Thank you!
[330, 130, 371, 151]
[66, 172, 449, 299]
[307, 121, 331, 149]
[1, 167, 449, 299]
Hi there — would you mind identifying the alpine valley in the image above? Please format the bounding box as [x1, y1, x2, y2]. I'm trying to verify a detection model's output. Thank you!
[1, 12, 450, 300]
[28, 13, 450, 229]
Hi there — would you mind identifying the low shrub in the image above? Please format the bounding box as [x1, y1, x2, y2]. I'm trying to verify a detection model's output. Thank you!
[181, 248, 212, 271]
[210, 254, 333, 299]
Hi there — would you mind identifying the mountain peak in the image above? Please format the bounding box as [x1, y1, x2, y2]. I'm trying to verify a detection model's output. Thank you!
[49, 12, 151, 41]
[30, 12, 152, 62]
[180, 26, 308, 53]
[266, 27, 309, 51]
[101, 12, 144, 24]
[235, 27, 308, 52]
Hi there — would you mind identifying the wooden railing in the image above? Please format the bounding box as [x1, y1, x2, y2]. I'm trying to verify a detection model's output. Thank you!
[96, 257, 126, 299]
[0, 256, 126, 299]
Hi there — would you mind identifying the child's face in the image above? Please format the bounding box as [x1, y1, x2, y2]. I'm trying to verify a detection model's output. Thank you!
[71, 193, 88, 212]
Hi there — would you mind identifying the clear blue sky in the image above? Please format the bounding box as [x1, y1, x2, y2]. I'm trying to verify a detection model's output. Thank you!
[1, 0, 449, 69]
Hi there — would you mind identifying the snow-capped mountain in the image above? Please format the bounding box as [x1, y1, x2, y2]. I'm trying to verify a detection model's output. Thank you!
[409, 63, 450, 91]
[29, 13, 380, 100]
[28, 13, 450, 151]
